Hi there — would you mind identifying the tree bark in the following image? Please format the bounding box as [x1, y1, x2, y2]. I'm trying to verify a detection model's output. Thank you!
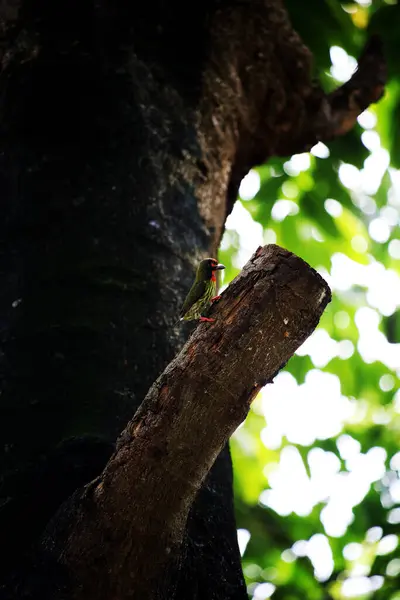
[40, 244, 331, 600]
[0, 1, 385, 599]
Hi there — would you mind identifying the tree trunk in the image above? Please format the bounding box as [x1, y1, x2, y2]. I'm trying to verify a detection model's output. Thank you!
[0, 1, 385, 599]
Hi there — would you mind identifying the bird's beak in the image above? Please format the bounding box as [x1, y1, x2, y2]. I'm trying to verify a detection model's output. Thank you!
[214, 263, 225, 270]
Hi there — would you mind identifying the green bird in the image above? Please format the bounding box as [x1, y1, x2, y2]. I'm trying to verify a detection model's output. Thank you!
[179, 258, 225, 323]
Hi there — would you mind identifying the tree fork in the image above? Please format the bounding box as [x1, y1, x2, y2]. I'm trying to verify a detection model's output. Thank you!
[40, 244, 331, 600]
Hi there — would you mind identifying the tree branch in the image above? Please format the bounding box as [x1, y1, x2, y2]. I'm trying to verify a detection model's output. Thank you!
[41, 244, 331, 600]
[278, 35, 386, 155]
[204, 2, 386, 212]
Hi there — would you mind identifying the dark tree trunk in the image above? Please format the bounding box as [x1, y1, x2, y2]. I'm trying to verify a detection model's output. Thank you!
[0, 1, 384, 599]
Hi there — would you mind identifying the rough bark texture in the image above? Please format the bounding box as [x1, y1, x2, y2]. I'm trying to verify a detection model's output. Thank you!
[40, 245, 331, 600]
[0, 1, 385, 599]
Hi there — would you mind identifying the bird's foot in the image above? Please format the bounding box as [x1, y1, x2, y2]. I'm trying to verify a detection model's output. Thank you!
[211, 295, 221, 303]
[199, 317, 215, 323]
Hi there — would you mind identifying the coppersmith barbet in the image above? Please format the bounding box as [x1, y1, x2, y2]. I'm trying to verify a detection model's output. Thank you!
[179, 258, 225, 323]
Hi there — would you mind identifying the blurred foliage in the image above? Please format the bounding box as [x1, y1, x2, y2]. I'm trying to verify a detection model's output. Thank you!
[220, 1, 400, 599]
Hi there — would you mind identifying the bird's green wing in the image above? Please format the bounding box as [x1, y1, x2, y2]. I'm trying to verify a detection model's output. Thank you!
[179, 279, 207, 318]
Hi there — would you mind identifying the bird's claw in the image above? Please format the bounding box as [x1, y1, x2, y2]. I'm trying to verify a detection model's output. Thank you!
[211, 295, 221, 303]
[199, 317, 215, 323]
